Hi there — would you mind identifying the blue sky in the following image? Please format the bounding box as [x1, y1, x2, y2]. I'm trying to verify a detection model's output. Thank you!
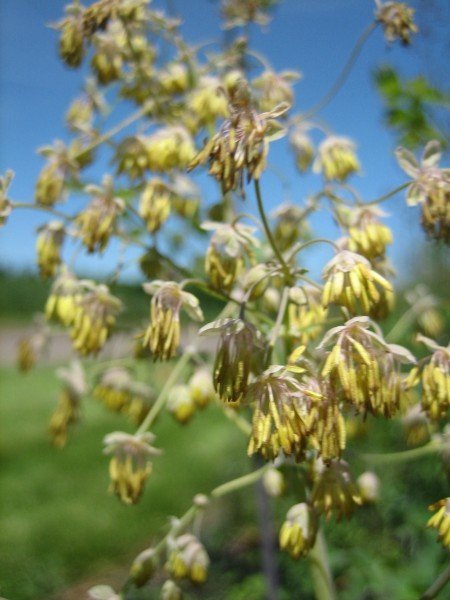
[0, 0, 442, 282]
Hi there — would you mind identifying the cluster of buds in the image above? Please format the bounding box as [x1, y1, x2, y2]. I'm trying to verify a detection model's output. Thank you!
[322, 250, 394, 318]
[103, 431, 161, 505]
[320, 316, 415, 417]
[189, 80, 288, 195]
[203, 221, 258, 293]
[402, 403, 430, 447]
[311, 459, 362, 521]
[427, 498, 450, 550]
[279, 503, 318, 559]
[142, 281, 204, 361]
[200, 318, 264, 404]
[49, 361, 86, 447]
[115, 135, 153, 180]
[375, 1, 418, 46]
[94, 367, 154, 424]
[396, 141, 450, 244]
[221, 0, 275, 29]
[288, 286, 327, 347]
[408, 336, 450, 421]
[90, 20, 126, 85]
[313, 136, 359, 182]
[76, 176, 125, 252]
[167, 369, 216, 424]
[166, 534, 210, 584]
[70, 283, 122, 355]
[36, 221, 65, 279]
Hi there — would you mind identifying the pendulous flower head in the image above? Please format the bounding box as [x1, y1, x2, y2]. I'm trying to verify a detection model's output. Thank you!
[139, 179, 172, 233]
[142, 281, 204, 361]
[104, 431, 161, 505]
[427, 498, 450, 550]
[311, 459, 362, 521]
[36, 221, 65, 279]
[288, 286, 327, 347]
[167, 384, 196, 424]
[188, 368, 216, 409]
[200, 317, 264, 404]
[346, 205, 393, 261]
[70, 283, 122, 355]
[45, 269, 86, 327]
[376, 1, 418, 46]
[189, 79, 288, 195]
[49, 361, 86, 447]
[203, 221, 258, 293]
[414, 335, 450, 421]
[322, 250, 394, 318]
[313, 136, 359, 182]
[279, 502, 318, 559]
[396, 141, 450, 243]
[247, 366, 318, 462]
[319, 316, 415, 417]
[167, 534, 209, 584]
[76, 175, 125, 253]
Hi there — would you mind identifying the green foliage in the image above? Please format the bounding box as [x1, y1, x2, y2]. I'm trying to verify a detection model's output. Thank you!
[375, 65, 450, 149]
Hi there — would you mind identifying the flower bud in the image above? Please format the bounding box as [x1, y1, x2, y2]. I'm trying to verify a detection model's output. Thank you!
[279, 503, 318, 559]
[357, 471, 380, 504]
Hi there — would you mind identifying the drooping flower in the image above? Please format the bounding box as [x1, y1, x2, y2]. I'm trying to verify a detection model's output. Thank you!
[427, 498, 450, 550]
[376, 1, 418, 46]
[263, 467, 285, 498]
[139, 179, 172, 233]
[142, 281, 204, 361]
[319, 316, 415, 417]
[189, 79, 288, 195]
[167, 384, 197, 424]
[279, 502, 318, 559]
[288, 286, 327, 347]
[396, 141, 450, 243]
[203, 221, 258, 293]
[200, 318, 264, 404]
[166, 534, 209, 584]
[311, 459, 362, 521]
[188, 368, 216, 409]
[146, 126, 196, 172]
[45, 269, 86, 327]
[402, 403, 430, 447]
[252, 69, 300, 114]
[313, 136, 359, 182]
[116, 136, 153, 180]
[412, 335, 450, 420]
[290, 123, 315, 172]
[187, 76, 229, 126]
[272, 203, 311, 252]
[49, 361, 86, 448]
[322, 250, 394, 318]
[161, 580, 182, 600]
[36, 221, 65, 279]
[75, 176, 125, 253]
[247, 366, 318, 461]
[70, 283, 122, 355]
[346, 206, 393, 261]
[103, 431, 161, 505]
[357, 471, 380, 504]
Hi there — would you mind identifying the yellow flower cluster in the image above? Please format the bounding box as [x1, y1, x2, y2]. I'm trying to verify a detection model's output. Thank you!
[146, 126, 196, 172]
[36, 221, 65, 279]
[288, 286, 327, 347]
[376, 1, 418, 46]
[311, 460, 362, 521]
[104, 431, 161, 505]
[313, 136, 359, 182]
[347, 207, 393, 261]
[322, 250, 394, 318]
[279, 503, 318, 559]
[166, 534, 209, 584]
[139, 179, 172, 233]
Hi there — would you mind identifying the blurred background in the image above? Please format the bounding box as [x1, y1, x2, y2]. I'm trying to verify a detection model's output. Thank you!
[1, 1, 450, 599]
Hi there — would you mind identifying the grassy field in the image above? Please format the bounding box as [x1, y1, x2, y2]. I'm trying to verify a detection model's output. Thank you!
[1, 362, 449, 600]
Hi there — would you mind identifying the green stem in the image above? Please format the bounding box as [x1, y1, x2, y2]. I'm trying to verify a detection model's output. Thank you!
[288, 238, 339, 261]
[136, 350, 193, 434]
[361, 440, 443, 465]
[12, 201, 73, 221]
[268, 286, 290, 351]
[300, 21, 377, 121]
[421, 564, 450, 600]
[211, 465, 269, 498]
[254, 179, 290, 277]
[365, 182, 409, 206]
[308, 529, 337, 600]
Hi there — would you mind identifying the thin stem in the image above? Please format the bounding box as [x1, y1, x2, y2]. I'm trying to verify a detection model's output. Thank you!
[385, 294, 433, 342]
[298, 274, 323, 291]
[308, 529, 337, 600]
[365, 182, 409, 206]
[269, 286, 290, 350]
[300, 21, 377, 121]
[222, 406, 252, 436]
[12, 201, 73, 221]
[421, 565, 450, 600]
[73, 103, 152, 161]
[288, 238, 339, 261]
[254, 179, 290, 276]
[211, 464, 269, 498]
[361, 440, 443, 465]
[136, 350, 193, 434]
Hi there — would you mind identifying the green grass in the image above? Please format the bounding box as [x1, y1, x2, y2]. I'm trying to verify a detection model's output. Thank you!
[2, 363, 449, 600]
